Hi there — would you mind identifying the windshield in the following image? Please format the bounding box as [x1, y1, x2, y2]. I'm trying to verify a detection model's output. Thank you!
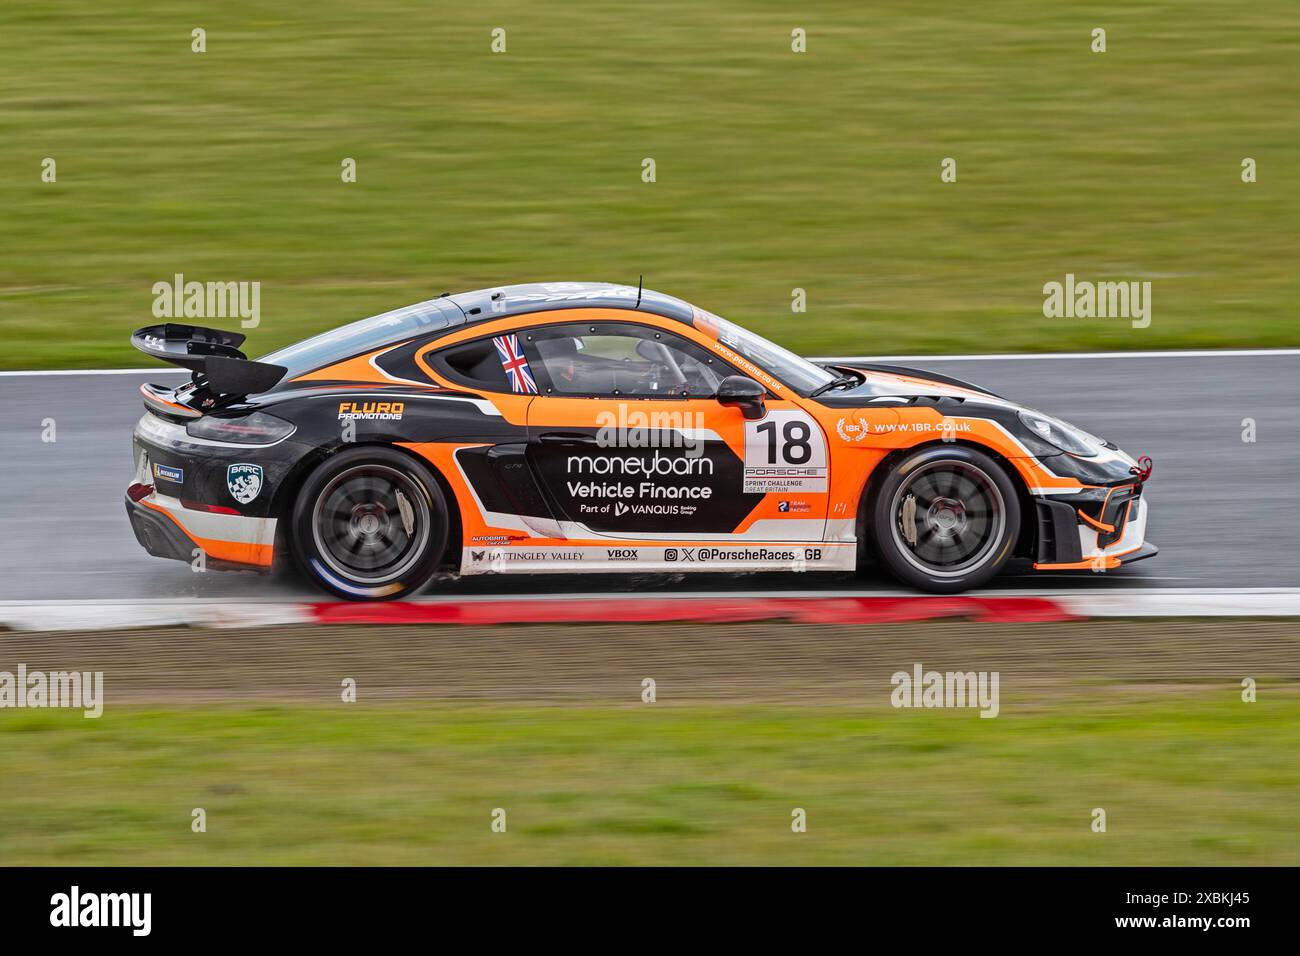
[695, 309, 835, 394]
[258, 298, 457, 379]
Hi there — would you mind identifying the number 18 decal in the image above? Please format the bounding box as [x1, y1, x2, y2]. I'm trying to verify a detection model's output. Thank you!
[743, 410, 828, 493]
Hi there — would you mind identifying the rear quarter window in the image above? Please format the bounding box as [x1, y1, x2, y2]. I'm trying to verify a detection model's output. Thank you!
[429, 339, 510, 391]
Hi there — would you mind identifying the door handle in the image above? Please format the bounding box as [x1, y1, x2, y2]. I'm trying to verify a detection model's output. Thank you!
[537, 432, 598, 445]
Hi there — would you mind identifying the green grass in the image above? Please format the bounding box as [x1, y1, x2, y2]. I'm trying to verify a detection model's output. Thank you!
[1, 692, 1297, 864]
[0, 1, 1297, 369]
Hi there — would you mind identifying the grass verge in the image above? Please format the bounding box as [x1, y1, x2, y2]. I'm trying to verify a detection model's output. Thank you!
[2, 692, 1296, 865]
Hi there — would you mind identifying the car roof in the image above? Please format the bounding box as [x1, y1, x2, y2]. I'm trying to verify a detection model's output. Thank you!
[443, 281, 696, 326]
[257, 282, 699, 382]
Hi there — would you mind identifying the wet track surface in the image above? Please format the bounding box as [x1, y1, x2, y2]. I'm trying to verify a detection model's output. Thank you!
[3, 352, 1297, 601]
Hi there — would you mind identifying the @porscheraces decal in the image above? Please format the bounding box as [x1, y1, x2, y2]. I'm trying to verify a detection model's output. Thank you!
[227, 463, 263, 504]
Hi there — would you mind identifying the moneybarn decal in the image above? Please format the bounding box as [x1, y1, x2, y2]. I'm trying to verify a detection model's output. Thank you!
[338, 401, 405, 421]
[565, 450, 714, 517]
[567, 451, 714, 478]
[531, 432, 763, 535]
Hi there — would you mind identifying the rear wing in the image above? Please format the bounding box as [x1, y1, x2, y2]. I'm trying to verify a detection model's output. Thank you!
[131, 324, 287, 398]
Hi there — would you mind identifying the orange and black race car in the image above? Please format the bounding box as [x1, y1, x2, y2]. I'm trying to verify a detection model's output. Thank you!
[126, 282, 1156, 599]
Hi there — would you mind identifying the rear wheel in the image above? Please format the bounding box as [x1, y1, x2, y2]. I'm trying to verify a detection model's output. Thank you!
[868, 446, 1020, 593]
[291, 447, 448, 600]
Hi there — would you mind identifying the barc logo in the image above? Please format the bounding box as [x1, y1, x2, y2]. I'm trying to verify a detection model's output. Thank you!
[226, 463, 263, 504]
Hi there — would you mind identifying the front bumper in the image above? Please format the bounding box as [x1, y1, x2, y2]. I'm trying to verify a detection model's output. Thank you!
[1033, 487, 1156, 571]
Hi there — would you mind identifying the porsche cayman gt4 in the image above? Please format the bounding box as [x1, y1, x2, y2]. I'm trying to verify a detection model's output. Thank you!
[126, 282, 1156, 599]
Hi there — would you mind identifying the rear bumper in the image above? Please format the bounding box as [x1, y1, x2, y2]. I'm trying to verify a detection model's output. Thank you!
[126, 492, 277, 569]
[129, 411, 292, 570]
[126, 495, 198, 564]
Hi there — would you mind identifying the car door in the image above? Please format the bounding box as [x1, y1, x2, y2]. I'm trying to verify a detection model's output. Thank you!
[520, 320, 829, 542]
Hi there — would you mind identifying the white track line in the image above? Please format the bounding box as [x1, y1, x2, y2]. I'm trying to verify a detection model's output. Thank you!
[1, 349, 1298, 377]
[3, 589, 1299, 630]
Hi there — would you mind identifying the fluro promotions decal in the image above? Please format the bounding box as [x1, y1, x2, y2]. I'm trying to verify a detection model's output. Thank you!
[494, 333, 539, 394]
[338, 401, 405, 421]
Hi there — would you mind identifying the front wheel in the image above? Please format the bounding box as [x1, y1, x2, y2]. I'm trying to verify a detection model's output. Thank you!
[291, 447, 449, 600]
[868, 446, 1020, 593]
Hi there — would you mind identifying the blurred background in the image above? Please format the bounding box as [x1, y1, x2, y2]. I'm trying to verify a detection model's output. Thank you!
[1, 1, 1297, 866]
[1, 0, 1296, 369]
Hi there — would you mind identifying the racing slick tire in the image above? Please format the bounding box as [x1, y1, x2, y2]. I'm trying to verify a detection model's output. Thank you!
[868, 445, 1020, 594]
[290, 447, 449, 600]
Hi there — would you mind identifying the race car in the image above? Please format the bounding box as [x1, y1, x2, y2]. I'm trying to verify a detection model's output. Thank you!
[126, 281, 1156, 599]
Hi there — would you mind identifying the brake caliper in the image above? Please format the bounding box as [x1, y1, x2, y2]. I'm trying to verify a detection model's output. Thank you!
[901, 494, 918, 547]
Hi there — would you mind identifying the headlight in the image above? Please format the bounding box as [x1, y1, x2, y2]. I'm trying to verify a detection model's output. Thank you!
[1017, 410, 1102, 458]
[186, 411, 296, 444]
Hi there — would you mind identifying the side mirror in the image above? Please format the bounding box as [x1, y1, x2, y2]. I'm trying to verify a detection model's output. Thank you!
[716, 375, 766, 420]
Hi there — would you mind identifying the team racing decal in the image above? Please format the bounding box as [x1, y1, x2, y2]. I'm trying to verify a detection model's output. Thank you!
[227, 463, 263, 504]
[493, 333, 539, 394]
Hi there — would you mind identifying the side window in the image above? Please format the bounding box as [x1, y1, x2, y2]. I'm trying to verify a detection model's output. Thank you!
[527, 323, 731, 398]
[428, 338, 511, 392]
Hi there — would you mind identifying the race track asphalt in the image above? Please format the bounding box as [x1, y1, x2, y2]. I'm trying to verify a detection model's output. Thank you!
[3, 352, 1296, 601]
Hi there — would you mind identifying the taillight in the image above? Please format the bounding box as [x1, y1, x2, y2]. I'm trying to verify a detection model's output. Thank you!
[186, 411, 296, 444]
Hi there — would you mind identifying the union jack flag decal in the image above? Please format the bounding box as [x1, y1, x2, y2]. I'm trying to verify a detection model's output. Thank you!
[493, 333, 538, 394]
